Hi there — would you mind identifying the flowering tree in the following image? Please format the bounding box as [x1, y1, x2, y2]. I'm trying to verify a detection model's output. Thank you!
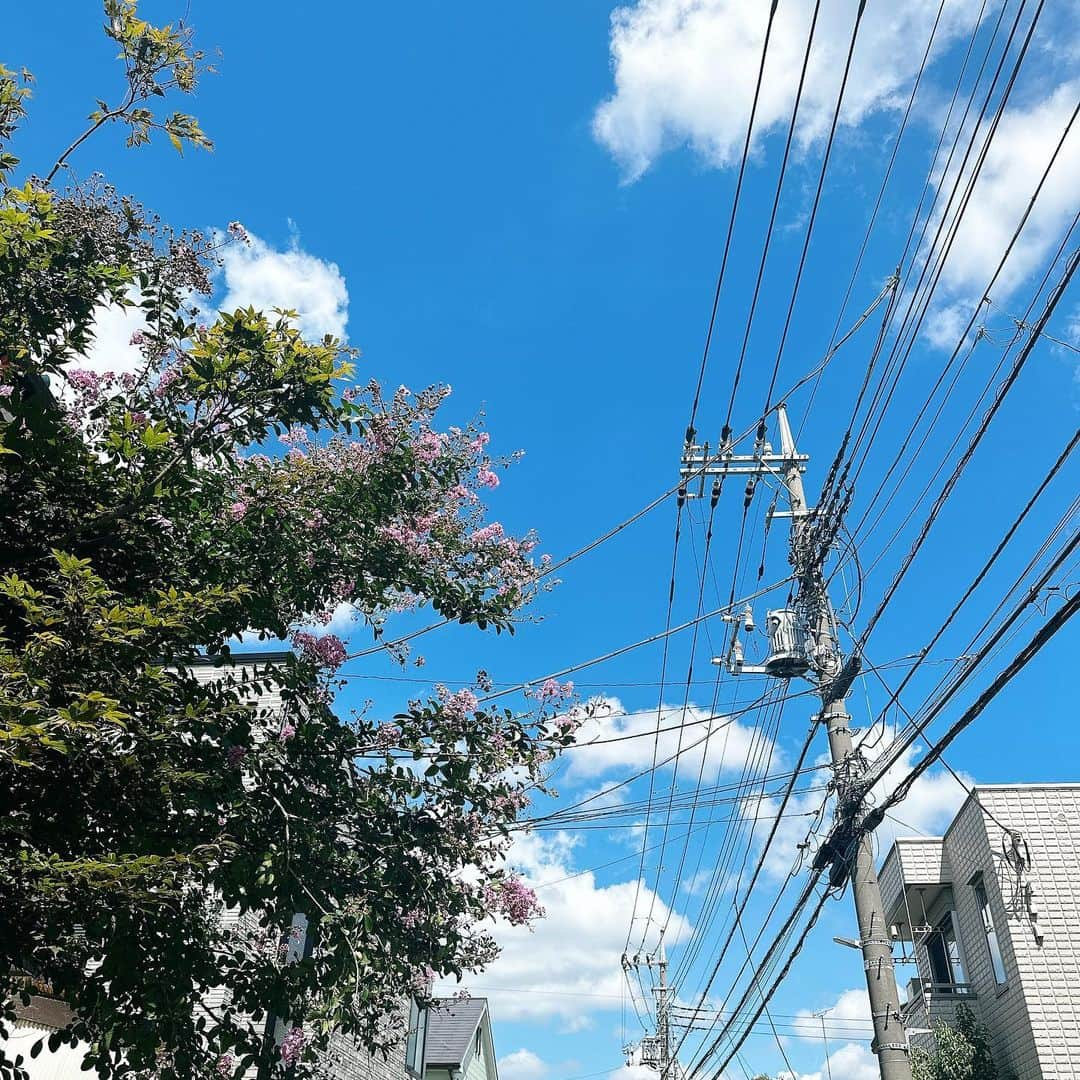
[0, 9, 575, 1078]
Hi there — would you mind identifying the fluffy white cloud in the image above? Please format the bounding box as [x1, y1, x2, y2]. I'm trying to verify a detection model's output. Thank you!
[499, 1049, 548, 1080]
[779, 1041, 879, 1080]
[218, 229, 349, 339]
[78, 300, 150, 376]
[924, 80, 1080, 345]
[76, 226, 349, 380]
[789, 987, 872, 1043]
[565, 697, 781, 786]
[593, 0, 984, 180]
[440, 830, 690, 1024]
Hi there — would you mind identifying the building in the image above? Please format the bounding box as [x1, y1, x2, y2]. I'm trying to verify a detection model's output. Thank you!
[423, 999, 499, 1080]
[879, 784, 1080, 1079]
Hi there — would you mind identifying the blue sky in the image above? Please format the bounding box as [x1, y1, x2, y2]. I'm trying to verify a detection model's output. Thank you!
[7, 2, 1080, 1079]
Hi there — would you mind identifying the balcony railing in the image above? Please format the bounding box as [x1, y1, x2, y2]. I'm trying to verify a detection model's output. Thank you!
[902, 978, 978, 1028]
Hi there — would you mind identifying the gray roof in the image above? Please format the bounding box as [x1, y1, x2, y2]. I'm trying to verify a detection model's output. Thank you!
[423, 998, 489, 1068]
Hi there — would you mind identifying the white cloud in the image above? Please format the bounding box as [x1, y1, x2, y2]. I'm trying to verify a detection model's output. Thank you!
[924, 80, 1080, 344]
[779, 1041, 879, 1080]
[218, 229, 349, 340]
[609, 1066, 660, 1080]
[442, 830, 690, 1023]
[565, 697, 781, 786]
[593, 0, 984, 180]
[499, 1049, 548, 1080]
[789, 987, 872, 1043]
[79, 300, 149, 376]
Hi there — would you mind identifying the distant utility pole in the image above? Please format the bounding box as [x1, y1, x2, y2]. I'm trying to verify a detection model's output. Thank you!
[623, 944, 676, 1080]
[679, 405, 911, 1080]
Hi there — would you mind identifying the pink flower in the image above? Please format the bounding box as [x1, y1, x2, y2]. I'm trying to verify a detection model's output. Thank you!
[129, 330, 147, 347]
[280, 1027, 305, 1067]
[215, 1053, 235, 1076]
[0, 385, 12, 398]
[490, 877, 544, 925]
[229, 500, 248, 520]
[375, 722, 401, 750]
[155, 363, 182, 396]
[437, 686, 479, 721]
[292, 631, 347, 671]
[470, 523, 504, 545]
[278, 722, 296, 743]
[477, 467, 500, 489]
[535, 678, 574, 704]
[227, 220, 250, 244]
[414, 430, 444, 465]
[68, 369, 101, 398]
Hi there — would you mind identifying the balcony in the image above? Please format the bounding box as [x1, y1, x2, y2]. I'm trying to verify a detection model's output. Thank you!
[902, 978, 979, 1048]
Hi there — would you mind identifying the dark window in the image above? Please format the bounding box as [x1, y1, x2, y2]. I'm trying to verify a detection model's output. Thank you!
[926, 913, 965, 988]
[974, 879, 1008, 986]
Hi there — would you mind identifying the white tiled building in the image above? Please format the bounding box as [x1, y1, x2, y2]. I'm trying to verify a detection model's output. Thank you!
[879, 784, 1080, 1079]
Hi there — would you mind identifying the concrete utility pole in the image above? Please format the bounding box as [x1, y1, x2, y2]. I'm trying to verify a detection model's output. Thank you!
[623, 944, 676, 1080]
[679, 405, 911, 1080]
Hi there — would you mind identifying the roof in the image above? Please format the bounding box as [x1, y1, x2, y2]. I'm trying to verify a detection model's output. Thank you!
[424, 998, 489, 1069]
[190, 650, 294, 666]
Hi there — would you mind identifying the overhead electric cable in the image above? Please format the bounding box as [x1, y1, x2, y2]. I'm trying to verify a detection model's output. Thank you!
[688, 0, 781, 440]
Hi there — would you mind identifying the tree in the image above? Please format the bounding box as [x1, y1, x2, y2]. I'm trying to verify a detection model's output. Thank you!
[911, 1004, 998, 1080]
[0, 7, 576, 1077]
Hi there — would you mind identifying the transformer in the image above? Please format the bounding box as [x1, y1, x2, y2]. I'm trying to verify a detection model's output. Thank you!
[763, 608, 810, 677]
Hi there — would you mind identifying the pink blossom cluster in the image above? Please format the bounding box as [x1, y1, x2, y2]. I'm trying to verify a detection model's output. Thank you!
[491, 789, 530, 818]
[470, 522, 505, 546]
[374, 722, 401, 750]
[278, 722, 297, 743]
[229, 499, 248, 521]
[414, 430, 445, 465]
[476, 467, 500, 489]
[409, 965, 435, 994]
[533, 678, 575, 705]
[436, 685, 479, 722]
[68, 368, 103, 398]
[291, 630, 348, 671]
[489, 877, 544, 925]
[215, 1053, 235, 1076]
[280, 1027, 305, 1067]
[155, 362, 182, 396]
[0, 384, 12, 398]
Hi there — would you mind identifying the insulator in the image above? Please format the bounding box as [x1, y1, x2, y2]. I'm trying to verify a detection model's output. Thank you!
[742, 604, 755, 634]
[677, 484, 687, 508]
[684, 425, 696, 447]
[743, 478, 755, 508]
[709, 479, 721, 509]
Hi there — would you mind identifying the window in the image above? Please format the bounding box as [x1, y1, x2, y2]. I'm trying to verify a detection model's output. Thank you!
[926, 912, 965, 988]
[475, 1029, 483, 1057]
[974, 878, 1008, 986]
[405, 999, 427, 1078]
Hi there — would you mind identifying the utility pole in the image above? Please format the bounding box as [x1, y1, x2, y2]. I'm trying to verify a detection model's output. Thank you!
[623, 944, 677, 1080]
[679, 405, 911, 1080]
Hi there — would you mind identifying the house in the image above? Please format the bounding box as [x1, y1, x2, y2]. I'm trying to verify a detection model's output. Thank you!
[423, 998, 499, 1080]
[878, 784, 1080, 1079]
